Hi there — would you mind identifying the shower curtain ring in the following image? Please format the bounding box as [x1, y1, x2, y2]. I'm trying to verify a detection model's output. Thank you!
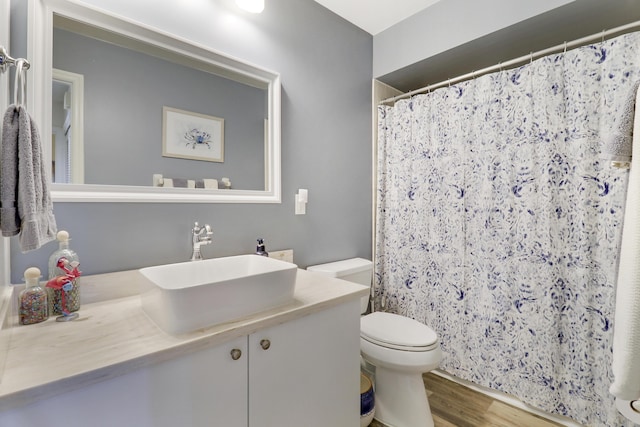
[563, 41, 567, 53]
[530, 52, 534, 64]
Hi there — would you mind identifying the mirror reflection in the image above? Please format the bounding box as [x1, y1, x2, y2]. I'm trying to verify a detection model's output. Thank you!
[51, 78, 72, 183]
[51, 15, 268, 191]
[52, 68, 83, 184]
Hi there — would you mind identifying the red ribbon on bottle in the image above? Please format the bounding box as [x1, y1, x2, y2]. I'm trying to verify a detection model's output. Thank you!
[46, 257, 82, 316]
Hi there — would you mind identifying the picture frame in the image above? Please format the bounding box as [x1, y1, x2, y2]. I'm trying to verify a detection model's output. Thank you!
[162, 106, 224, 162]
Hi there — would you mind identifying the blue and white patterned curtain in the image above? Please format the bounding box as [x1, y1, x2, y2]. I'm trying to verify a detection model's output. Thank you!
[376, 32, 640, 426]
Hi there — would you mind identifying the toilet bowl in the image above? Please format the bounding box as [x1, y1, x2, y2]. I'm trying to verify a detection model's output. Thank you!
[361, 311, 442, 427]
[307, 258, 442, 427]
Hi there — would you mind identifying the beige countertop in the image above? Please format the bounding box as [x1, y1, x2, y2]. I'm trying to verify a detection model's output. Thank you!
[0, 268, 368, 412]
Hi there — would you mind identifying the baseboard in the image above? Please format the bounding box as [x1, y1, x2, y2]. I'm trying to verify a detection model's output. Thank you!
[432, 369, 584, 427]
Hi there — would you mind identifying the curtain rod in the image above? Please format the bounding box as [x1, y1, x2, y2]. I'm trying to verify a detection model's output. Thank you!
[380, 19, 640, 105]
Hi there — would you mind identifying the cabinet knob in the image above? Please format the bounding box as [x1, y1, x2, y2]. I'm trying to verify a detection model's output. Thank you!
[230, 348, 242, 360]
[260, 339, 271, 350]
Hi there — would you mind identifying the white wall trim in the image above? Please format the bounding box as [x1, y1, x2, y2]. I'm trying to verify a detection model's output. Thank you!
[1, 0, 12, 287]
[371, 79, 402, 311]
[0, 0, 13, 385]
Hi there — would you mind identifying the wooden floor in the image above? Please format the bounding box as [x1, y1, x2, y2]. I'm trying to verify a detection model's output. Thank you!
[369, 373, 565, 427]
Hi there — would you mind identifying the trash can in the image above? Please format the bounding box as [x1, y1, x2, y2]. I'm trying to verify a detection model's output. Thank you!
[360, 372, 375, 427]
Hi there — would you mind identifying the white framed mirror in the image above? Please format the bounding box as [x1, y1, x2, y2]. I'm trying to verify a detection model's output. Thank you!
[29, 0, 281, 203]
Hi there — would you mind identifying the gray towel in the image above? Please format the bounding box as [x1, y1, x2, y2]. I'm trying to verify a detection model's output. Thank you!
[1, 105, 57, 252]
[602, 81, 640, 163]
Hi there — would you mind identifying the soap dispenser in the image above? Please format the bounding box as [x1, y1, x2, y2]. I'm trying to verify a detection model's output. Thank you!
[255, 238, 269, 257]
[47, 230, 82, 318]
[19, 267, 48, 325]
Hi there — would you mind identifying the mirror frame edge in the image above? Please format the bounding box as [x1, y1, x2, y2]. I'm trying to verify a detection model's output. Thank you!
[29, 0, 282, 204]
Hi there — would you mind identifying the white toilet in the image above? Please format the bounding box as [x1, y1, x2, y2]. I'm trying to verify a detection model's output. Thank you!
[307, 258, 442, 427]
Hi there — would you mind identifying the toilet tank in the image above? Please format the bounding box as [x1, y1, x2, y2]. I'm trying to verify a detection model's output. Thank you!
[307, 258, 372, 314]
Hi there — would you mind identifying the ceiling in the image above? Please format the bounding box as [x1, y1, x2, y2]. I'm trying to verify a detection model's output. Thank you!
[313, 0, 442, 35]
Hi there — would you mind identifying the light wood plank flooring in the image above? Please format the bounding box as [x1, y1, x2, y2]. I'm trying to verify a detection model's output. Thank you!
[369, 373, 565, 427]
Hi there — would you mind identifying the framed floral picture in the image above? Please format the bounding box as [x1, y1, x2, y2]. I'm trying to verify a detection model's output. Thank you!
[162, 106, 224, 162]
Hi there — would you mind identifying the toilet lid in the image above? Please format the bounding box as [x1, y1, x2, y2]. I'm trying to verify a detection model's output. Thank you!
[360, 312, 438, 351]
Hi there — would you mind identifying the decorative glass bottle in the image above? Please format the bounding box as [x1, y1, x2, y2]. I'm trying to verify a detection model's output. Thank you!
[47, 230, 81, 316]
[19, 267, 48, 325]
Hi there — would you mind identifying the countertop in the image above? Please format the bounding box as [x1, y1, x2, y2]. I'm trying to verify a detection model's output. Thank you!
[0, 268, 368, 412]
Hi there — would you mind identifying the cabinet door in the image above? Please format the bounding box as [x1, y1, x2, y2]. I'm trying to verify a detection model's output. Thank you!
[146, 335, 248, 426]
[249, 300, 361, 427]
[0, 336, 249, 427]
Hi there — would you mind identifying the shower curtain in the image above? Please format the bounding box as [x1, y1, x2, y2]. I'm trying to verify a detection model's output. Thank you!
[376, 32, 640, 426]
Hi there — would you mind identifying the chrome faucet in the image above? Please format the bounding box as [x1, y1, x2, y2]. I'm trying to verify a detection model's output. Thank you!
[190, 222, 213, 261]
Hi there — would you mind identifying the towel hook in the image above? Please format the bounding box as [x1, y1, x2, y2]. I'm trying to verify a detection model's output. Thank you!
[0, 46, 14, 74]
[13, 59, 28, 107]
[0, 47, 30, 75]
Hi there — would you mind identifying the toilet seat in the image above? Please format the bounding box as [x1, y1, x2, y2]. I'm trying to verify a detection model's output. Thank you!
[360, 312, 438, 352]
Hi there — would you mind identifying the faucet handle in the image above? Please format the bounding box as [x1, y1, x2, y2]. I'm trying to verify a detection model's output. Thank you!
[192, 222, 212, 235]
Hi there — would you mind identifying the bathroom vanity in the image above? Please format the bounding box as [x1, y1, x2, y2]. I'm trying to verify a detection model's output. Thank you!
[0, 268, 367, 426]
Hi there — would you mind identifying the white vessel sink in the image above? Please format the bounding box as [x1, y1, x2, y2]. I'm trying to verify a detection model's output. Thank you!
[139, 255, 298, 335]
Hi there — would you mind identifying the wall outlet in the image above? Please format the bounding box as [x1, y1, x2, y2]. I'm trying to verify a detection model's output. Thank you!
[269, 249, 294, 264]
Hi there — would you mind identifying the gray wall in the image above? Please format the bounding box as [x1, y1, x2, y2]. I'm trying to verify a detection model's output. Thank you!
[9, 0, 373, 282]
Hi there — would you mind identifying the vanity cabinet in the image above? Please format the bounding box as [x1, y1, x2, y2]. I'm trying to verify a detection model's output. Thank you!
[0, 335, 249, 426]
[249, 299, 360, 426]
[0, 299, 361, 427]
